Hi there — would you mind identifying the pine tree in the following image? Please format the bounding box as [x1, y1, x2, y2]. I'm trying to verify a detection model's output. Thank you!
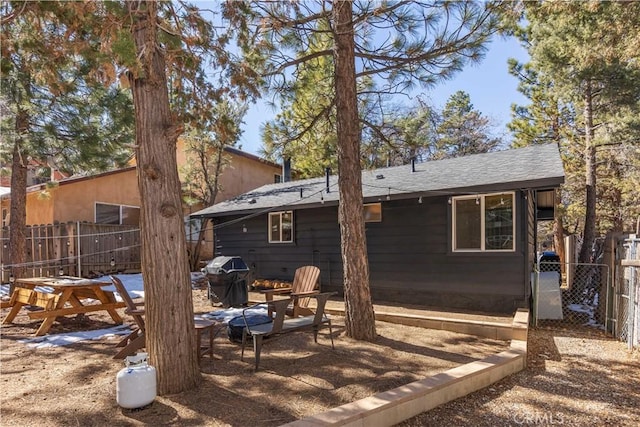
[434, 90, 502, 159]
[520, 0, 640, 262]
[1, 2, 134, 291]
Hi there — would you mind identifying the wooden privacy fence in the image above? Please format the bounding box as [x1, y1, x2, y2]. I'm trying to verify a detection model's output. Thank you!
[0, 222, 141, 282]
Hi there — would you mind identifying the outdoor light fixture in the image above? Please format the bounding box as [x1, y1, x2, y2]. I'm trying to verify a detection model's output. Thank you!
[9, 274, 15, 283]
[110, 257, 116, 267]
[476, 196, 480, 205]
[59, 267, 64, 276]
[320, 192, 324, 204]
[242, 224, 247, 233]
[418, 196, 423, 204]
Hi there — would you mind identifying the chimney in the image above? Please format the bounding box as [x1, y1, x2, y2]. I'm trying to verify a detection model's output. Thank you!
[282, 158, 291, 183]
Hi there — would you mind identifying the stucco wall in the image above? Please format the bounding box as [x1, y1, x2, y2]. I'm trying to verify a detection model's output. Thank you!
[24, 191, 55, 225]
[217, 153, 280, 203]
[52, 169, 141, 223]
[8, 146, 280, 229]
[176, 139, 281, 204]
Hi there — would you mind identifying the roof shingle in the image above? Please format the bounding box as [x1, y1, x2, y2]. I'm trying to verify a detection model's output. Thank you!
[192, 143, 565, 218]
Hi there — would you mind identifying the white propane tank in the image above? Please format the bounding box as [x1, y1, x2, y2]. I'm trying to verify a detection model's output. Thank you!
[116, 352, 157, 409]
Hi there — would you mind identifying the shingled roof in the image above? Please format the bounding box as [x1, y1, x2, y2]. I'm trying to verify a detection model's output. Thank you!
[191, 143, 564, 219]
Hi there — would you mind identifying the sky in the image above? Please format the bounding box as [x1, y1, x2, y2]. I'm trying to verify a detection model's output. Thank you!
[236, 36, 531, 156]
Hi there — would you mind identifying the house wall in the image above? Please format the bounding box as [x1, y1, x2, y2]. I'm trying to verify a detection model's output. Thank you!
[1, 192, 51, 226]
[212, 193, 530, 313]
[50, 169, 141, 223]
[216, 153, 280, 203]
[23, 192, 55, 225]
[1, 169, 141, 227]
[176, 139, 281, 205]
[8, 148, 279, 228]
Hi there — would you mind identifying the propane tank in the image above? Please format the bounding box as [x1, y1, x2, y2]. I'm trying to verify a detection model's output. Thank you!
[116, 352, 157, 409]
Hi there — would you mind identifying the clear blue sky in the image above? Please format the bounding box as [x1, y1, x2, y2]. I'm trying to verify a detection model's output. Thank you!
[237, 36, 530, 156]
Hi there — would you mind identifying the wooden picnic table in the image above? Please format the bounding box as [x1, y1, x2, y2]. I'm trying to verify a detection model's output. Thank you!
[2, 276, 126, 336]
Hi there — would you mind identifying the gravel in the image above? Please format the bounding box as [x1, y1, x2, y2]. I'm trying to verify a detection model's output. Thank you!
[399, 327, 640, 427]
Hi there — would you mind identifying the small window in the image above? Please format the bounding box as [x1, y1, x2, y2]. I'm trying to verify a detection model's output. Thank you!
[452, 193, 515, 252]
[274, 174, 282, 183]
[269, 211, 293, 243]
[96, 203, 140, 226]
[364, 203, 382, 222]
[184, 217, 202, 242]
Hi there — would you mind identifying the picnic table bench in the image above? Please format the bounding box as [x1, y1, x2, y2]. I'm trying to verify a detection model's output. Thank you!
[2, 276, 125, 336]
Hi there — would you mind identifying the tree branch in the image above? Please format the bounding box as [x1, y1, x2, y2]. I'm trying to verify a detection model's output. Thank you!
[262, 49, 333, 77]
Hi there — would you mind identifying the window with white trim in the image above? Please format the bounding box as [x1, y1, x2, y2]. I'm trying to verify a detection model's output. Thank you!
[452, 192, 515, 252]
[95, 203, 140, 225]
[269, 211, 293, 243]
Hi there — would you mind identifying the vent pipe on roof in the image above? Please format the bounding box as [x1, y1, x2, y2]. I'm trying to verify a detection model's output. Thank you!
[411, 157, 416, 173]
[283, 158, 292, 183]
[325, 167, 331, 193]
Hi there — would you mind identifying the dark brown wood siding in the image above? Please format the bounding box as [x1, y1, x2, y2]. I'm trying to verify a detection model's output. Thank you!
[212, 193, 529, 313]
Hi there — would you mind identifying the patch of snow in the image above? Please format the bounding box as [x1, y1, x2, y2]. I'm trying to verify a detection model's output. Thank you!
[1, 273, 145, 300]
[18, 324, 132, 348]
[97, 273, 145, 300]
[566, 303, 592, 314]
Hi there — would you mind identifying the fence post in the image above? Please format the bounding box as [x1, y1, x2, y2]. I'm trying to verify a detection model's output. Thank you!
[630, 238, 637, 350]
[532, 268, 539, 327]
[76, 221, 81, 277]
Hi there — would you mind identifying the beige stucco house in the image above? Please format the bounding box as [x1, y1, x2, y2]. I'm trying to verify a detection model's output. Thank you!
[1, 146, 282, 242]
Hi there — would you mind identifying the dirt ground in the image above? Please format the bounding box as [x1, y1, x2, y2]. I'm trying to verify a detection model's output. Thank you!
[1, 289, 638, 427]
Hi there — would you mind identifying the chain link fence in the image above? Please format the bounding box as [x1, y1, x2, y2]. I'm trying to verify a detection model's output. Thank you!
[533, 261, 610, 330]
[532, 235, 638, 350]
[616, 237, 639, 349]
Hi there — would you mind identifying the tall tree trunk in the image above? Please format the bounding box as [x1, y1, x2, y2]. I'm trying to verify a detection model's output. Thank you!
[579, 80, 597, 264]
[333, 0, 376, 341]
[8, 131, 27, 294]
[128, 0, 200, 394]
[610, 162, 624, 232]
